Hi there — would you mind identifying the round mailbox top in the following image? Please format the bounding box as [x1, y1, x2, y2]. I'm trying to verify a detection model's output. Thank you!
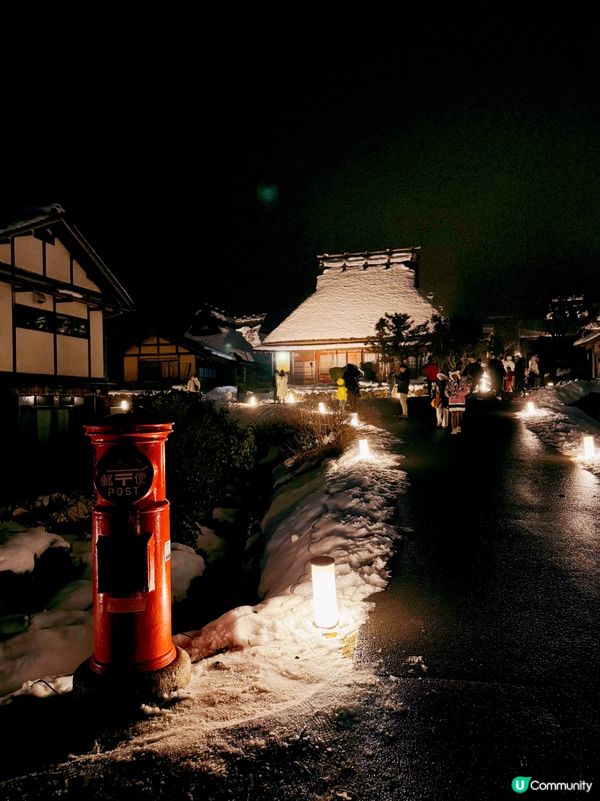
[85, 413, 174, 437]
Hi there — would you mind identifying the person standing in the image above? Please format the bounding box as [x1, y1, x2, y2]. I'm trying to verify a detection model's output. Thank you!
[424, 355, 439, 398]
[447, 370, 469, 434]
[275, 369, 288, 403]
[433, 372, 449, 429]
[395, 363, 411, 418]
[342, 364, 361, 406]
[528, 354, 540, 388]
[336, 377, 347, 410]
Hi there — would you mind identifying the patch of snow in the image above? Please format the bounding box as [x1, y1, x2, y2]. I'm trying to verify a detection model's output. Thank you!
[516, 380, 600, 476]
[203, 385, 238, 402]
[171, 543, 205, 603]
[0, 525, 70, 574]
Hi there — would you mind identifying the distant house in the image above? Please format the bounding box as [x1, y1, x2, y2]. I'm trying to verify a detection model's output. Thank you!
[0, 204, 133, 447]
[573, 321, 600, 378]
[122, 333, 236, 390]
[183, 305, 270, 386]
[257, 248, 437, 384]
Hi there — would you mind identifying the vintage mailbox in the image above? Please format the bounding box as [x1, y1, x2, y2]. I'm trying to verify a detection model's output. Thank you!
[75, 417, 190, 700]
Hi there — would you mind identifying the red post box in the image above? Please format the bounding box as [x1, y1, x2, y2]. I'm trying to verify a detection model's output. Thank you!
[75, 417, 190, 701]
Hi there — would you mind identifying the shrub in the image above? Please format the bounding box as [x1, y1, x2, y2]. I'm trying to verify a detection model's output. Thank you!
[133, 391, 256, 545]
[329, 367, 344, 383]
[251, 397, 357, 468]
[360, 361, 379, 382]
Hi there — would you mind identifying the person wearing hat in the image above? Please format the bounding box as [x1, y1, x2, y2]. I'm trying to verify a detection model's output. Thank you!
[446, 370, 469, 434]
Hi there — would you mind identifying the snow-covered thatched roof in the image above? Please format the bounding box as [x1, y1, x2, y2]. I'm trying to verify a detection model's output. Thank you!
[261, 248, 437, 350]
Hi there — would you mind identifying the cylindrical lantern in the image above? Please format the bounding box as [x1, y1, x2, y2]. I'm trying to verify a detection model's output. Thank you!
[583, 435, 595, 459]
[286, 393, 296, 404]
[318, 402, 327, 414]
[248, 395, 257, 407]
[350, 412, 359, 427]
[526, 401, 535, 415]
[120, 399, 130, 412]
[310, 556, 338, 629]
[358, 438, 370, 459]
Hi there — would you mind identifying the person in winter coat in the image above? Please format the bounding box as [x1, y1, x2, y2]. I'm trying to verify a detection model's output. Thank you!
[395, 363, 411, 418]
[433, 372, 449, 429]
[275, 370, 288, 403]
[336, 377, 347, 409]
[513, 355, 526, 393]
[528, 354, 540, 388]
[446, 370, 469, 434]
[424, 356, 440, 397]
[486, 354, 505, 395]
[342, 364, 361, 405]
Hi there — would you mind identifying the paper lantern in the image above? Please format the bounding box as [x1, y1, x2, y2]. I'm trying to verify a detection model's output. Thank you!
[310, 556, 338, 629]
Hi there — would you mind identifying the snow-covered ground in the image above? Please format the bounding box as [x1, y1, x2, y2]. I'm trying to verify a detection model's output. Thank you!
[515, 380, 600, 477]
[0, 420, 408, 740]
[2, 380, 599, 769]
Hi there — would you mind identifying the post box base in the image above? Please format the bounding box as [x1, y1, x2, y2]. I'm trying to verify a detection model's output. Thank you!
[73, 646, 192, 704]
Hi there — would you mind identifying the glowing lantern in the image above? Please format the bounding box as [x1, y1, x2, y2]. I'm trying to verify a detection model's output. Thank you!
[526, 401, 535, 416]
[310, 556, 338, 629]
[286, 393, 296, 404]
[479, 372, 491, 394]
[358, 438, 370, 459]
[120, 399, 130, 412]
[248, 395, 257, 407]
[350, 412, 359, 427]
[318, 402, 327, 414]
[583, 436, 595, 459]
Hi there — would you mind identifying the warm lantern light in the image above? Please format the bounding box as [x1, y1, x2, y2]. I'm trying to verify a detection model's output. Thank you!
[350, 412, 359, 427]
[479, 372, 491, 394]
[286, 393, 296, 404]
[583, 436, 595, 459]
[526, 401, 535, 416]
[358, 438, 370, 459]
[248, 395, 257, 407]
[120, 399, 130, 412]
[318, 402, 327, 414]
[310, 556, 338, 629]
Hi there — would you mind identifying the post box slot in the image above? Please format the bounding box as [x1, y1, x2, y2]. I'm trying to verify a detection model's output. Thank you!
[97, 533, 152, 596]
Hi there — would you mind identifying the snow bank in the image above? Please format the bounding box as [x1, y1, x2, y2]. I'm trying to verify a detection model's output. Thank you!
[174, 424, 407, 662]
[0, 525, 70, 574]
[203, 385, 238, 402]
[516, 380, 600, 476]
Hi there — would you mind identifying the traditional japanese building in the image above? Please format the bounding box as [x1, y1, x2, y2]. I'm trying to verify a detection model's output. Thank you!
[574, 321, 600, 378]
[258, 247, 437, 384]
[0, 204, 133, 449]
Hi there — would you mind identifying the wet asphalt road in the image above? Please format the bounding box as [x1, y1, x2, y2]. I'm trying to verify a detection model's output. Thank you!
[351, 395, 600, 800]
[1, 396, 598, 801]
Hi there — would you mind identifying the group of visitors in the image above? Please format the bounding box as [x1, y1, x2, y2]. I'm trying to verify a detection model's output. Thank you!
[391, 350, 545, 435]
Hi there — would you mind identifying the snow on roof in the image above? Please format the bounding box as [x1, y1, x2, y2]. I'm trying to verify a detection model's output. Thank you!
[262, 252, 436, 347]
[0, 204, 65, 236]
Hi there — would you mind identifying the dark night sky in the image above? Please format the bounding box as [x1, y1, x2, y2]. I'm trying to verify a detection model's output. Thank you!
[3, 6, 599, 333]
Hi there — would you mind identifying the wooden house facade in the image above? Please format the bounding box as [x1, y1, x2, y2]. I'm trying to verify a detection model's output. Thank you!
[0, 205, 133, 449]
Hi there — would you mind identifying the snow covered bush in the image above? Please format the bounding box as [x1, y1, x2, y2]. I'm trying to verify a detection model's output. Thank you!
[251, 400, 357, 468]
[133, 392, 256, 546]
